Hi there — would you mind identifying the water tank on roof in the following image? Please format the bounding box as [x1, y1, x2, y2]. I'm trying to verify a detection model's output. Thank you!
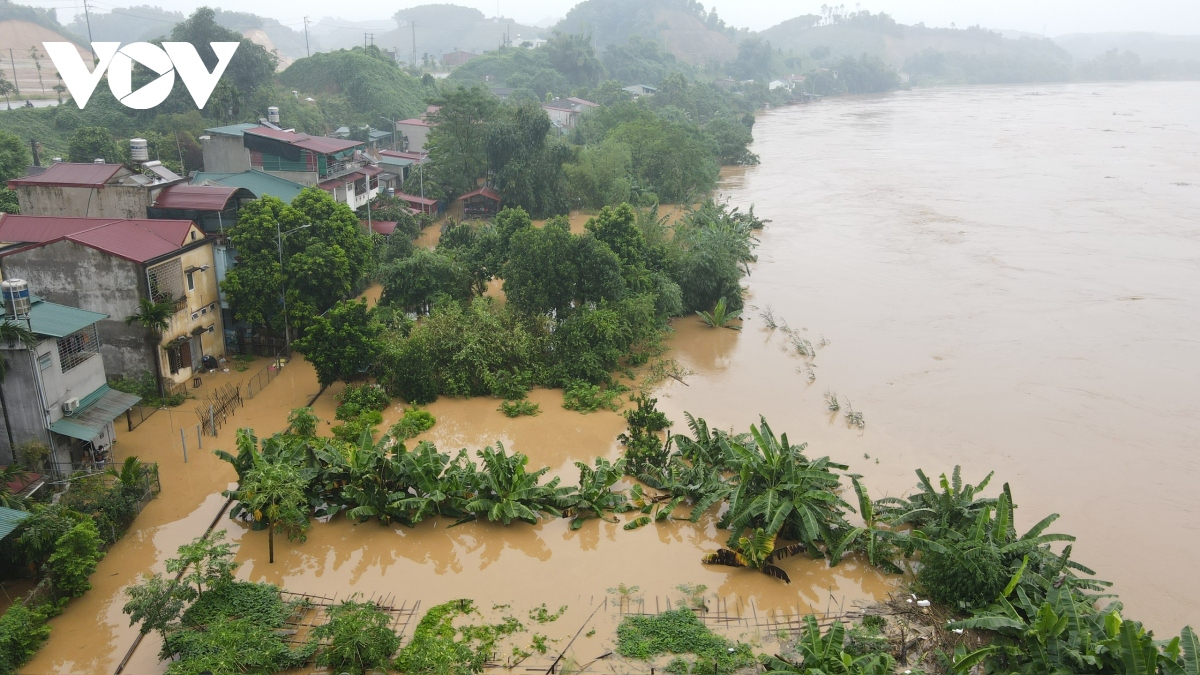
[1, 279, 31, 321]
[93, 158, 105, 164]
[267, 106, 280, 124]
[387, 187, 395, 197]
[130, 137, 149, 162]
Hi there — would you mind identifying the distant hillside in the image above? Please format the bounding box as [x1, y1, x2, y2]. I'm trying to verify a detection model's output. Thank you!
[0, 19, 90, 101]
[1053, 32, 1200, 63]
[761, 11, 1069, 71]
[311, 5, 542, 63]
[65, 5, 181, 43]
[554, 0, 738, 65]
[278, 46, 432, 121]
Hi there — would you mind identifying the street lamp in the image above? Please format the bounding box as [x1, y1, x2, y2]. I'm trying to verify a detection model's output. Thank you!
[276, 223, 311, 355]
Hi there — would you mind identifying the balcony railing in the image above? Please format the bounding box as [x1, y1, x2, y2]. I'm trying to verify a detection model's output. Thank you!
[324, 158, 368, 180]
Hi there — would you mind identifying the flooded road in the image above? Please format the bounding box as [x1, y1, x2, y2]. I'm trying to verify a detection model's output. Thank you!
[23, 81, 1200, 673]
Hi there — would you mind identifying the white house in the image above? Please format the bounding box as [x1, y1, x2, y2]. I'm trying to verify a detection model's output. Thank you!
[0, 284, 140, 475]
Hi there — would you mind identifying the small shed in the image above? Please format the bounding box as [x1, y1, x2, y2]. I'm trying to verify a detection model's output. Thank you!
[458, 187, 501, 219]
[396, 192, 439, 215]
[0, 506, 30, 541]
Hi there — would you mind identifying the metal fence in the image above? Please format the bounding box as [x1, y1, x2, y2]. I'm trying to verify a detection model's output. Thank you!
[195, 383, 243, 436]
[125, 404, 159, 432]
[244, 358, 286, 400]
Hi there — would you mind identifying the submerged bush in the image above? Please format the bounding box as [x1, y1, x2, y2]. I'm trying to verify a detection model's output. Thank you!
[312, 599, 400, 675]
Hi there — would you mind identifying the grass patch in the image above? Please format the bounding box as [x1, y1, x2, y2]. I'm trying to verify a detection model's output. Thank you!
[616, 609, 754, 675]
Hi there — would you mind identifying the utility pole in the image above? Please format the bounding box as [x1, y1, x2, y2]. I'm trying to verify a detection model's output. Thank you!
[411, 21, 417, 68]
[303, 17, 311, 58]
[8, 50, 18, 97]
[82, 0, 96, 60]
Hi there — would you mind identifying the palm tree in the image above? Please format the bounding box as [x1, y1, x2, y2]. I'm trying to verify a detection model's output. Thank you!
[0, 319, 37, 454]
[124, 298, 173, 333]
[125, 298, 175, 394]
[0, 464, 30, 509]
[106, 456, 148, 489]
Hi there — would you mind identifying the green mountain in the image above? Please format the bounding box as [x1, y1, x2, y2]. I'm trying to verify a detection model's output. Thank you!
[760, 11, 1072, 84]
[553, 0, 739, 65]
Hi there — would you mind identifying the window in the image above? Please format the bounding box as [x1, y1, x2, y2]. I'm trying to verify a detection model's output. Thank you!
[37, 352, 52, 370]
[186, 271, 195, 292]
[147, 259, 185, 304]
[57, 325, 100, 372]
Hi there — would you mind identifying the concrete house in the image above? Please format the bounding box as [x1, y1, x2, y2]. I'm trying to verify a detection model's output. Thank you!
[0, 287, 140, 475]
[0, 215, 225, 391]
[7, 161, 185, 219]
[394, 118, 432, 153]
[200, 124, 379, 208]
[541, 97, 599, 130]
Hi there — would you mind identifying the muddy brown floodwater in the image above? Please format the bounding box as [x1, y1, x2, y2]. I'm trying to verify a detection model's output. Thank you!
[25, 81, 1200, 673]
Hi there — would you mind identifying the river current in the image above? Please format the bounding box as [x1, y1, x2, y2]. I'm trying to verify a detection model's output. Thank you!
[660, 81, 1200, 632]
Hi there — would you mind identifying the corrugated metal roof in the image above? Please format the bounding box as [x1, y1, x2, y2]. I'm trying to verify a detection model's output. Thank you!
[7, 162, 124, 188]
[244, 127, 363, 155]
[397, 192, 438, 206]
[26, 297, 107, 337]
[0, 507, 30, 541]
[0, 214, 112, 244]
[368, 221, 397, 235]
[153, 184, 243, 211]
[192, 170, 305, 204]
[49, 384, 140, 441]
[68, 220, 196, 263]
[204, 122, 262, 137]
[459, 186, 501, 202]
[0, 216, 197, 264]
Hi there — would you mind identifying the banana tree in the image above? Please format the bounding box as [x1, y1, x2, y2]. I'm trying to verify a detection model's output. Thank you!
[565, 457, 628, 529]
[389, 442, 473, 526]
[465, 443, 573, 525]
[340, 435, 407, 525]
[696, 296, 742, 329]
[830, 476, 901, 571]
[876, 465, 998, 538]
[105, 456, 148, 489]
[720, 418, 850, 556]
[762, 615, 896, 675]
[702, 527, 807, 583]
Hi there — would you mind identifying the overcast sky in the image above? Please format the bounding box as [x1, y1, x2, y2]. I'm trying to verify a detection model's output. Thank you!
[52, 0, 1200, 36]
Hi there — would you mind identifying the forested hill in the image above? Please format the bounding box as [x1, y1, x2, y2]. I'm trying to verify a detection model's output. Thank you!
[761, 11, 1073, 83]
[553, 0, 739, 65]
[312, 6, 544, 61]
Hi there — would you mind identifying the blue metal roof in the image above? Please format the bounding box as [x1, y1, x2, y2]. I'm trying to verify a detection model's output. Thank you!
[192, 170, 306, 204]
[48, 384, 141, 441]
[0, 507, 30, 541]
[23, 297, 107, 338]
[204, 123, 261, 138]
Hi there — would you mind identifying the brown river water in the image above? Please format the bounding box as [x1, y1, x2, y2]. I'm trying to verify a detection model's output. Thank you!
[25, 81, 1200, 673]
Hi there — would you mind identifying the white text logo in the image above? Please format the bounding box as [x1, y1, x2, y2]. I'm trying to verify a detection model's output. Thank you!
[43, 42, 240, 110]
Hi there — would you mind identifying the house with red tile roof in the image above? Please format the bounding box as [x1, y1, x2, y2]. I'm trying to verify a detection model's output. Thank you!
[6, 161, 185, 219]
[0, 214, 225, 390]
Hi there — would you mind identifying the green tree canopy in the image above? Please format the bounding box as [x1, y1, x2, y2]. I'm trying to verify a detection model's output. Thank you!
[0, 130, 29, 182]
[67, 127, 123, 164]
[425, 86, 498, 199]
[293, 299, 383, 388]
[221, 189, 374, 334]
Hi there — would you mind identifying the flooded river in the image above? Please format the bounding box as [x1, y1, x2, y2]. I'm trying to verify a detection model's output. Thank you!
[24, 81, 1200, 673]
